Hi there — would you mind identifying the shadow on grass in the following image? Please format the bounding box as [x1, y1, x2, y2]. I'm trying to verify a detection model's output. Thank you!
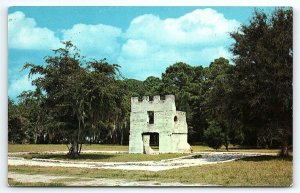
[28, 153, 115, 160]
[240, 155, 293, 162]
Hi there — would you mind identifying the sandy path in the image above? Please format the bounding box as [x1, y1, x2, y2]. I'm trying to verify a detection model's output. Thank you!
[8, 172, 211, 186]
[8, 152, 274, 171]
[8, 151, 277, 186]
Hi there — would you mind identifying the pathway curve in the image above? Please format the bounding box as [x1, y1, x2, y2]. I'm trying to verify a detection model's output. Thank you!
[8, 172, 212, 186]
[8, 151, 276, 171]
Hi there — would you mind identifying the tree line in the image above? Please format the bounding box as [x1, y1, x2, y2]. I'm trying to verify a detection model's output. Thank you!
[8, 8, 292, 157]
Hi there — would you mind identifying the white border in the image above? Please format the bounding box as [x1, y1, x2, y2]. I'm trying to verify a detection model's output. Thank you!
[1, 0, 299, 193]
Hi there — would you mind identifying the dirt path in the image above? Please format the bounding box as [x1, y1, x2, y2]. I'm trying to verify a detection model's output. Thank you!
[8, 152, 275, 171]
[8, 151, 277, 186]
[8, 172, 211, 186]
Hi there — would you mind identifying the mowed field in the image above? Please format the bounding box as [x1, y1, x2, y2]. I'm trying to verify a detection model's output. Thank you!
[8, 144, 292, 186]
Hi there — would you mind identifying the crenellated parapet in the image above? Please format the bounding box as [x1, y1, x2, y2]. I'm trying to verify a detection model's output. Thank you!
[131, 95, 176, 112]
[131, 95, 175, 104]
[176, 111, 186, 116]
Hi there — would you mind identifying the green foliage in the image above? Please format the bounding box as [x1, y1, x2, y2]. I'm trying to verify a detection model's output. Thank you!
[143, 76, 162, 96]
[201, 57, 245, 149]
[8, 97, 26, 143]
[204, 120, 225, 150]
[230, 8, 292, 152]
[123, 79, 145, 98]
[160, 62, 206, 142]
[21, 41, 128, 156]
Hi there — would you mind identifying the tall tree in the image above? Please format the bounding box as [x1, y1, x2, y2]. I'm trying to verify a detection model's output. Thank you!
[24, 41, 125, 157]
[202, 57, 244, 150]
[160, 62, 206, 143]
[24, 41, 84, 156]
[230, 8, 292, 155]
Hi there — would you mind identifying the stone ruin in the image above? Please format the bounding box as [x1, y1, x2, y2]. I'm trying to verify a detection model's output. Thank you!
[129, 95, 191, 154]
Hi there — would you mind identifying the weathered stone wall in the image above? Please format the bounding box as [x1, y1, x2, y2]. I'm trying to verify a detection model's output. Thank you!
[129, 95, 191, 154]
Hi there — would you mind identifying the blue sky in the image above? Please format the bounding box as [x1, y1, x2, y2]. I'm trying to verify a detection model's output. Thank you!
[8, 6, 277, 101]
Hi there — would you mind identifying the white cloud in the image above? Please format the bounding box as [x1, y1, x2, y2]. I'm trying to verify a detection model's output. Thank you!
[8, 11, 61, 50]
[126, 8, 239, 46]
[8, 74, 37, 100]
[8, 8, 239, 83]
[62, 24, 122, 59]
[8, 11, 122, 58]
[118, 8, 239, 79]
[121, 39, 149, 58]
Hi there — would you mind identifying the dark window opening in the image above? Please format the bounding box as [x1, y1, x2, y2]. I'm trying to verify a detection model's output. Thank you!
[174, 116, 178, 122]
[150, 133, 159, 150]
[147, 111, 154, 124]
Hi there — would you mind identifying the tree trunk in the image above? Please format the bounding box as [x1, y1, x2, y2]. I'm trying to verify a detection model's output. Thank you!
[280, 145, 288, 157]
[79, 143, 83, 154]
[224, 134, 229, 151]
[225, 143, 229, 151]
[34, 127, 38, 144]
[279, 126, 290, 157]
[68, 140, 80, 158]
[280, 141, 289, 157]
[121, 126, 124, 145]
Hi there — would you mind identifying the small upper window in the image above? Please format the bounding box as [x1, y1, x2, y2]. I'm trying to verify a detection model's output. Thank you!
[148, 111, 154, 124]
[174, 116, 178, 122]
[138, 97, 143, 102]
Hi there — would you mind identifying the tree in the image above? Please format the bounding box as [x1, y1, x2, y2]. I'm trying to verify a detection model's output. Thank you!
[160, 62, 206, 143]
[230, 8, 292, 156]
[24, 42, 84, 156]
[85, 59, 127, 145]
[202, 57, 244, 150]
[204, 120, 225, 150]
[23, 41, 125, 157]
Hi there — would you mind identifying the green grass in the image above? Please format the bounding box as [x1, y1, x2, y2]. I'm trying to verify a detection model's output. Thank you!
[8, 144, 128, 153]
[191, 145, 213, 152]
[8, 178, 65, 186]
[191, 145, 281, 154]
[9, 144, 281, 154]
[18, 152, 187, 162]
[9, 155, 292, 186]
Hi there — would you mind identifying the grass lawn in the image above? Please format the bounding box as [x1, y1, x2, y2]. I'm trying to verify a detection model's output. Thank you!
[8, 178, 65, 186]
[17, 152, 188, 162]
[8, 155, 292, 186]
[8, 144, 281, 154]
[191, 145, 281, 154]
[8, 144, 128, 153]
